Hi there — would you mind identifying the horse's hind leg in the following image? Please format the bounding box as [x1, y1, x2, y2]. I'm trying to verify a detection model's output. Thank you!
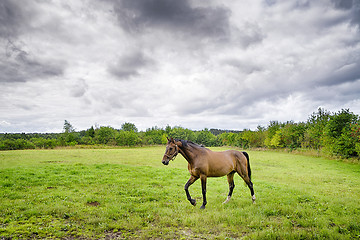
[235, 154, 256, 204]
[242, 174, 255, 203]
[200, 174, 207, 209]
[247, 178, 256, 204]
[223, 172, 235, 204]
[237, 173, 255, 204]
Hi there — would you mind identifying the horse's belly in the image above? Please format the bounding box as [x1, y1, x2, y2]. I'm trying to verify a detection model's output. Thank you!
[207, 162, 235, 177]
[207, 171, 230, 177]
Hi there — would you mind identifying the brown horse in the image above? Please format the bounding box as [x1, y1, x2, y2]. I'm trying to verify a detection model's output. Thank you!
[162, 137, 255, 209]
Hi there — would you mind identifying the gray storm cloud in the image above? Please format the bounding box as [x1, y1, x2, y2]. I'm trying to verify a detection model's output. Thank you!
[108, 51, 154, 80]
[1, 41, 64, 83]
[112, 0, 231, 41]
[0, 0, 359, 132]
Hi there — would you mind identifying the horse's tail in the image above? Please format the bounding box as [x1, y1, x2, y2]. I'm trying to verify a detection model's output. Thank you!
[242, 151, 251, 181]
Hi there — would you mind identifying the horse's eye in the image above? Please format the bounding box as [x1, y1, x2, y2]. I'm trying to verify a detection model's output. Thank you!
[169, 147, 173, 151]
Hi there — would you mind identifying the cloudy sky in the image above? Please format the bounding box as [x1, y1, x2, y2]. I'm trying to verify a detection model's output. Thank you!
[1, 0, 360, 133]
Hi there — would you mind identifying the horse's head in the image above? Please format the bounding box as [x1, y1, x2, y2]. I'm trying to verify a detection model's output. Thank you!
[162, 137, 179, 165]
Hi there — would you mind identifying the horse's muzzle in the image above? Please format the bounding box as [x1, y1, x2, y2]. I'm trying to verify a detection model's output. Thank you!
[162, 156, 170, 165]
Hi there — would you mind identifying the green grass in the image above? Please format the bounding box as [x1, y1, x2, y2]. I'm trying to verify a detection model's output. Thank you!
[1, 147, 360, 239]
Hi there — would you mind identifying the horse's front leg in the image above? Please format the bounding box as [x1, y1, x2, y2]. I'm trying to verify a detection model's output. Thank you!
[185, 175, 198, 206]
[200, 174, 207, 209]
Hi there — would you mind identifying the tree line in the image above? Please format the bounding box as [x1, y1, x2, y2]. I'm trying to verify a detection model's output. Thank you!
[1, 108, 359, 158]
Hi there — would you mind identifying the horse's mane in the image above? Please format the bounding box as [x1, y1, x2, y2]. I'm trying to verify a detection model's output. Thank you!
[176, 139, 205, 149]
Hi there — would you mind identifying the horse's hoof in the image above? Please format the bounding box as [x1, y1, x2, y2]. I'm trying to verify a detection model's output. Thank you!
[200, 205, 206, 209]
[190, 199, 196, 206]
[223, 196, 231, 204]
[252, 195, 256, 204]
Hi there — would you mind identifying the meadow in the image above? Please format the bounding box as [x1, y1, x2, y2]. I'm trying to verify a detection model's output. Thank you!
[0, 146, 359, 239]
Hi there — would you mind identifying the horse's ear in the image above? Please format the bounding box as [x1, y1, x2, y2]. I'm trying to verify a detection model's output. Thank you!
[170, 137, 174, 143]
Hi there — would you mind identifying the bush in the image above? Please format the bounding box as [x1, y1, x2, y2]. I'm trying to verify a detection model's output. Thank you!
[95, 126, 117, 144]
[116, 131, 140, 146]
[323, 109, 359, 157]
[143, 127, 165, 145]
[196, 129, 217, 147]
[31, 138, 58, 149]
[169, 127, 196, 141]
[0, 139, 35, 150]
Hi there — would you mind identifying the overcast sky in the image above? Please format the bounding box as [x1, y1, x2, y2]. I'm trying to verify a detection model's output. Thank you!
[1, 0, 360, 133]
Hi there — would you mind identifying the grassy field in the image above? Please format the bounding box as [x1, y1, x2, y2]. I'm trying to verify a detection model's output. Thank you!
[0, 147, 360, 239]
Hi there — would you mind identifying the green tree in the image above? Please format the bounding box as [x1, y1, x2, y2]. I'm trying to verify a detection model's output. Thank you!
[270, 130, 283, 148]
[351, 123, 360, 156]
[0, 139, 35, 150]
[63, 120, 75, 133]
[323, 109, 359, 157]
[303, 108, 330, 149]
[143, 127, 165, 145]
[281, 121, 306, 150]
[196, 129, 217, 146]
[217, 132, 237, 146]
[239, 128, 266, 148]
[95, 126, 117, 145]
[165, 125, 172, 135]
[62, 120, 78, 146]
[121, 122, 138, 132]
[86, 126, 95, 138]
[264, 121, 283, 148]
[116, 131, 140, 146]
[238, 130, 250, 148]
[31, 138, 57, 149]
[169, 127, 196, 141]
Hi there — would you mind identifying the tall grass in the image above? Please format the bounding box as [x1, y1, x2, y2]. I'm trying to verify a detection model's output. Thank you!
[1, 147, 360, 239]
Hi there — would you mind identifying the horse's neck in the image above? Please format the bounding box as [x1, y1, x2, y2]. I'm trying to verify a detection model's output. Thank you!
[178, 144, 197, 164]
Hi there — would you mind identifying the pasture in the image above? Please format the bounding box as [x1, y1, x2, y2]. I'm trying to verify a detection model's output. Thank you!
[0, 147, 359, 239]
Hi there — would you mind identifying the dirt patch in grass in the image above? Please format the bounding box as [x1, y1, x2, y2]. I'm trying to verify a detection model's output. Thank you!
[41, 161, 65, 164]
[86, 201, 100, 207]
